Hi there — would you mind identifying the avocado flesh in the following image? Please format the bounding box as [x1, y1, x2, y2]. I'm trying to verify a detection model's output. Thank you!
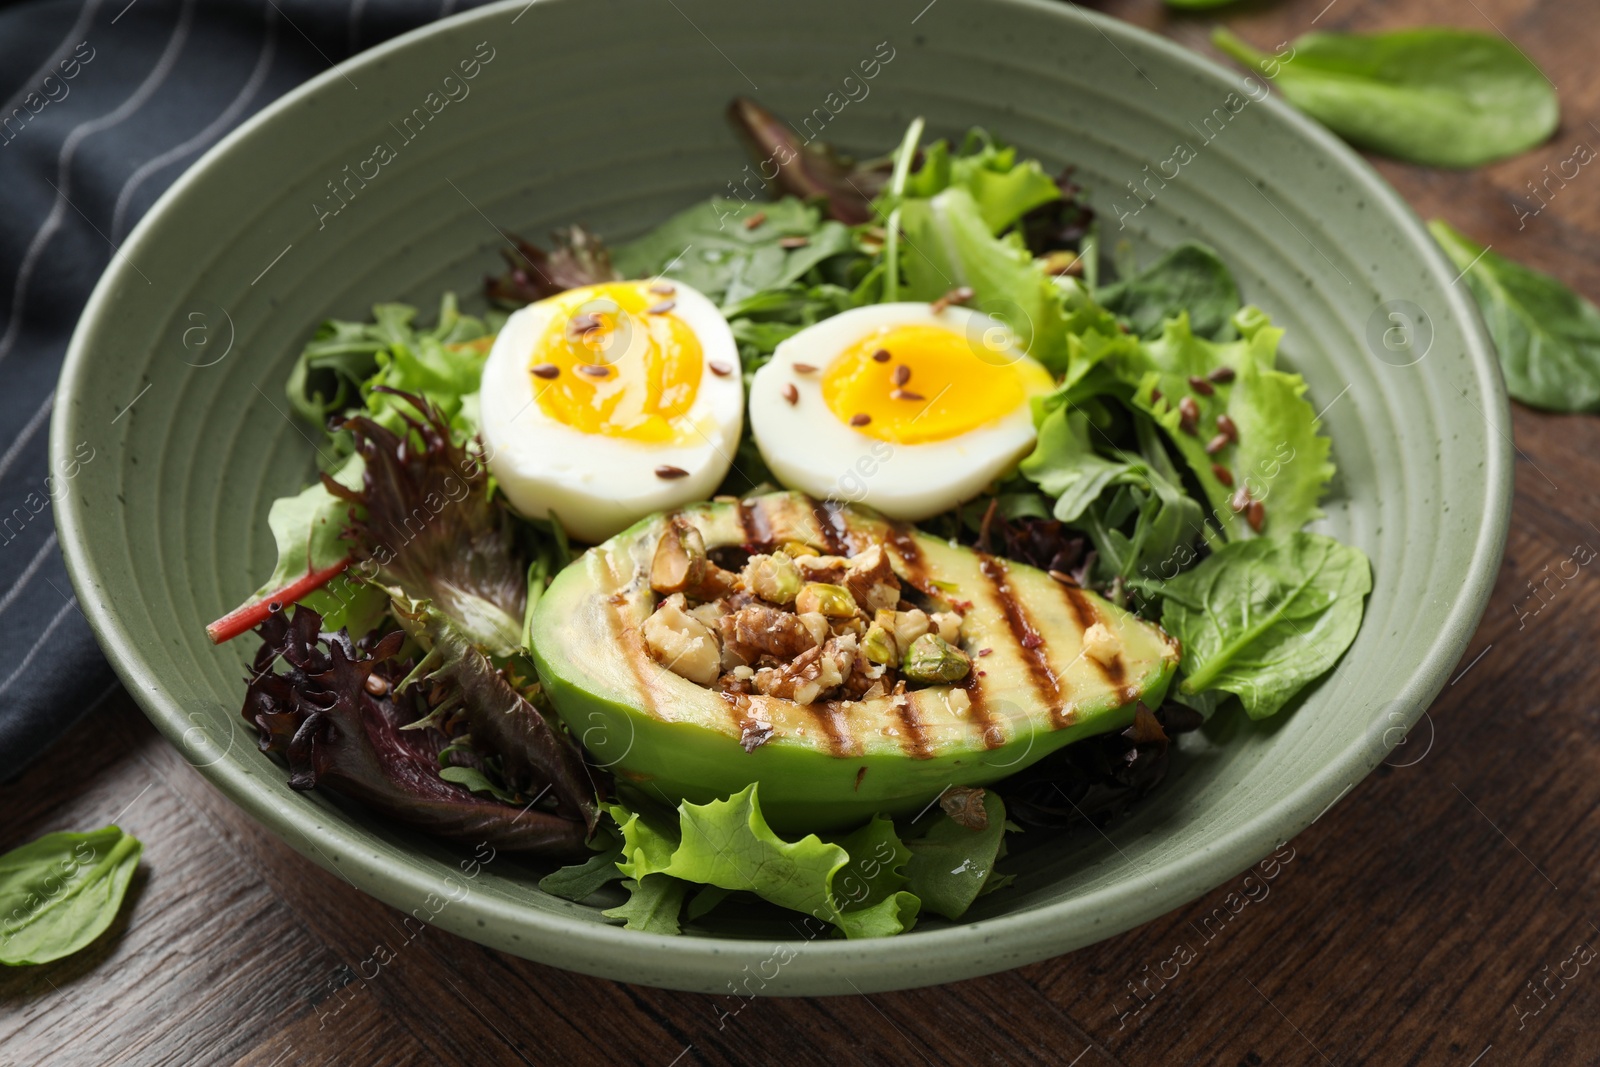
[530, 492, 1179, 833]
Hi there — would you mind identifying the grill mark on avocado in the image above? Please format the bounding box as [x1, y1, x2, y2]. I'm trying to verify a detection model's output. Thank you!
[737, 498, 772, 549]
[885, 522, 930, 591]
[808, 702, 850, 756]
[807, 495, 849, 555]
[978, 554, 1067, 728]
[959, 672, 1004, 749]
[1062, 585, 1127, 686]
[607, 590, 660, 720]
[893, 695, 932, 759]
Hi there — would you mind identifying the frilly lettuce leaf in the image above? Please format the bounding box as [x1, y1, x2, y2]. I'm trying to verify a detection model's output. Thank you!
[1132, 308, 1334, 541]
[287, 292, 493, 438]
[1160, 532, 1372, 719]
[896, 185, 1070, 372]
[903, 131, 1062, 234]
[596, 785, 919, 938]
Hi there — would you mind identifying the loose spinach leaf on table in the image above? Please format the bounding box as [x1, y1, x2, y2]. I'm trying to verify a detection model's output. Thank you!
[1097, 242, 1242, 341]
[1429, 219, 1600, 412]
[1, 826, 142, 966]
[1213, 28, 1558, 168]
[1160, 532, 1372, 719]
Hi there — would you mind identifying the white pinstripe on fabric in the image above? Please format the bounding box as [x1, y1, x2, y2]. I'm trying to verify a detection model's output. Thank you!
[0, 0, 198, 367]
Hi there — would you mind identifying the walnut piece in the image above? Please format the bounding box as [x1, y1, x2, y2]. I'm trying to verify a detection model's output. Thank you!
[641, 593, 721, 685]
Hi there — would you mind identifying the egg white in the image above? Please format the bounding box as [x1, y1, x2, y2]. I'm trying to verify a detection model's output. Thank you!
[478, 281, 742, 544]
[748, 303, 1047, 521]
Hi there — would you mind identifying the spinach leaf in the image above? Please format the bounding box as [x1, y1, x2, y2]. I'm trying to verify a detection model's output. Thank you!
[611, 197, 855, 307]
[1213, 28, 1558, 168]
[1, 826, 142, 966]
[902, 790, 1008, 921]
[1160, 532, 1371, 719]
[1097, 242, 1241, 341]
[1429, 219, 1600, 412]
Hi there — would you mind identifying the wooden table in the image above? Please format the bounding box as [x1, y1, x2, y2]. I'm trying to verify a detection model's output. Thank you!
[6, 0, 1599, 1062]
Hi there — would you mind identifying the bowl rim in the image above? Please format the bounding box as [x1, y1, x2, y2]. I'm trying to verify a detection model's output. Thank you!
[52, 0, 1512, 992]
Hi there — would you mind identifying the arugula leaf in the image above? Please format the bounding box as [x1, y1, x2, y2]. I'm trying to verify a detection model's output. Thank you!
[1097, 242, 1242, 341]
[437, 765, 520, 804]
[1213, 28, 1558, 168]
[1161, 532, 1371, 719]
[604, 877, 689, 935]
[287, 293, 492, 436]
[611, 197, 855, 306]
[1133, 309, 1334, 543]
[896, 185, 1070, 371]
[1, 826, 142, 966]
[903, 791, 1008, 921]
[1429, 219, 1600, 412]
[537, 831, 625, 903]
[1018, 405, 1202, 587]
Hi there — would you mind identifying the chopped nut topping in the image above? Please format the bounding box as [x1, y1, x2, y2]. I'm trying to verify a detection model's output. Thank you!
[642, 594, 722, 685]
[1082, 621, 1122, 667]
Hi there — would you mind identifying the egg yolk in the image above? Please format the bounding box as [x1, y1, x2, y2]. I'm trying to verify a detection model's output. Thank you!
[530, 282, 703, 443]
[820, 324, 1052, 444]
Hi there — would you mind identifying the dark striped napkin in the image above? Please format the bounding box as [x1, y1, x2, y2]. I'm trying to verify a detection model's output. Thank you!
[0, 0, 493, 781]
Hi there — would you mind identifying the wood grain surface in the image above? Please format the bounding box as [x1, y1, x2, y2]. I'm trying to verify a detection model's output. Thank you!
[5, 0, 1600, 1063]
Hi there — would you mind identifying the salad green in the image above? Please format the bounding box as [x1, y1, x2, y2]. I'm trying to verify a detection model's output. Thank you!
[218, 102, 1371, 939]
[1214, 28, 1558, 168]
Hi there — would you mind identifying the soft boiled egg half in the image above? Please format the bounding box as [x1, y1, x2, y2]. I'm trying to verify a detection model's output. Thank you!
[748, 303, 1054, 520]
[479, 280, 742, 543]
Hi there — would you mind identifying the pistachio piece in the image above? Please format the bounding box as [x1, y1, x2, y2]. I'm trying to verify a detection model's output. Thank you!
[780, 540, 821, 558]
[861, 624, 898, 666]
[795, 582, 857, 618]
[742, 551, 803, 604]
[901, 633, 971, 684]
[650, 519, 707, 595]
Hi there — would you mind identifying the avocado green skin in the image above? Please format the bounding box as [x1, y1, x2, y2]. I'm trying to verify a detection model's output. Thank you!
[530, 495, 1177, 834]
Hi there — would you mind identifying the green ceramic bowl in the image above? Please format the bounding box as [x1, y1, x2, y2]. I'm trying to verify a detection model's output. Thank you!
[54, 0, 1509, 993]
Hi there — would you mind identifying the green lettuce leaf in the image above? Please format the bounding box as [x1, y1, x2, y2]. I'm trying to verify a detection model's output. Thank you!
[1097, 241, 1241, 341]
[287, 293, 492, 437]
[903, 791, 1009, 921]
[1132, 308, 1334, 542]
[1429, 219, 1600, 412]
[604, 877, 690, 935]
[903, 131, 1062, 234]
[611, 197, 855, 307]
[896, 185, 1070, 371]
[1161, 532, 1372, 719]
[666, 785, 919, 939]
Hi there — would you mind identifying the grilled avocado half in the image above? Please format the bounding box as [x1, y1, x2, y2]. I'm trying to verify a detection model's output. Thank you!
[530, 492, 1179, 832]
